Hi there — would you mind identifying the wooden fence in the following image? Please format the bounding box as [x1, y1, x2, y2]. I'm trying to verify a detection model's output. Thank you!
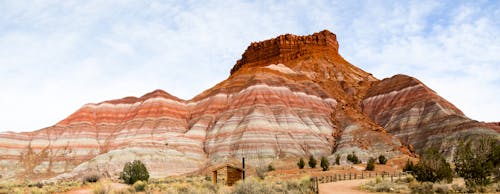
[310, 172, 409, 193]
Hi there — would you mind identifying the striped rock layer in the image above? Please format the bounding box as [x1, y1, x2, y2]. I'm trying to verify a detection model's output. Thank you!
[0, 30, 496, 181]
[362, 75, 500, 157]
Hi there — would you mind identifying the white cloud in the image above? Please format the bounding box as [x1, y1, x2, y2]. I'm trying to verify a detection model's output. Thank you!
[0, 0, 498, 132]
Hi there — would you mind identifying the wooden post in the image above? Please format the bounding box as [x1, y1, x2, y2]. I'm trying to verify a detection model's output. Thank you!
[242, 157, 245, 181]
[362, 172, 364, 179]
[212, 171, 217, 184]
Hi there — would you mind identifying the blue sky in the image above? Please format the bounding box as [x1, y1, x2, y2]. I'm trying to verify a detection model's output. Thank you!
[0, 0, 499, 132]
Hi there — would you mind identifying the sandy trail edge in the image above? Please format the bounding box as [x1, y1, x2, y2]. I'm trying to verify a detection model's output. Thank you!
[319, 179, 372, 194]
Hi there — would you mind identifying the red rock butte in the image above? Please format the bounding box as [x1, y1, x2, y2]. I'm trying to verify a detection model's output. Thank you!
[0, 30, 498, 181]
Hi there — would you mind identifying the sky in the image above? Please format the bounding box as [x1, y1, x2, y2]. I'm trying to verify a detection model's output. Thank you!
[0, 0, 499, 132]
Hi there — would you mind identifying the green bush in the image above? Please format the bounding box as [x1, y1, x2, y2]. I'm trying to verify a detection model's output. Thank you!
[412, 148, 453, 183]
[378, 155, 387, 165]
[320, 156, 329, 171]
[83, 174, 100, 183]
[308, 155, 317, 168]
[267, 164, 275, 171]
[297, 158, 305, 169]
[347, 152, 360, 164]
[119, 160, 150, 185]
[454, 137, 499, 187]
[403, 159, 415, 172]
[133, 180, 147, 192]
[366, 157, 375, 171]
[335, 154, 340, 165]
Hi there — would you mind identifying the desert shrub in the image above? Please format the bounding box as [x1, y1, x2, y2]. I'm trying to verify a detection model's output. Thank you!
[410, 182, 433, 194]
[433, 183, 450, 194]
[92, 182, 111, 194]
[412, 148, 453, 183]
[366, 157, 375, 171]
[451, 184, 466, 193]
[308, 155, 317, 168]
[454, 137, 499, 187]
[403, 160, 415, 172]
[256, 166, 268, 180]
[114, 187, 135, 194]
[362, 177, 407, 193]
[232, 177, 273, 194]
[396, 174, 415, 184]
[120, 160, 150, 185]
[267, 164, 275, 171]
[232, 176, 312, 194]
[320, 156, 329, 171]
[83, 174, 100, 183]
[335, 154, 340, 165]
[378, 155, 387, 165]
[347, 152, 360, 164]
[133, 180, 147, 192]
[297, 158, 305, 169]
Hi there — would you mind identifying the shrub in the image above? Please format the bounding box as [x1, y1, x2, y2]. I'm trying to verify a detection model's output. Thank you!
[433, 183, 450, 194]
[378, 155, 387, 165]
[92, 182, 111, 194]
[119, 160, 150, 185]
[83, 174, 100, 183]
[267, 164, 275, 171]
[410, 182, 433, 194]
[256, 166, 267, 180]
[297, 158, 305, 169]
[320, 156, 329, 171]
[308, 155, 317, 168]
[133, 180, 147, 192]
[454, 138, 499, 187]
[403, 159, 415, 172]
[335, 154, 340, 165]
[412, 148, 453, 183]
[347, 152, 360, 164]
[366, 157, 375, 171]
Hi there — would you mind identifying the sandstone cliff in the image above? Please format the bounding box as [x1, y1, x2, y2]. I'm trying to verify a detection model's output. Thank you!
[0, 30, 497, 181]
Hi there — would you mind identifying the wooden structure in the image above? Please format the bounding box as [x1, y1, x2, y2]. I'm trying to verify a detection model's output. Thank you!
[211, 164, 243, 186]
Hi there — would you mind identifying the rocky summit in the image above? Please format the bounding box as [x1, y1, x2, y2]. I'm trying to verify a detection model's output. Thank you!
[0, 30, 498, 181]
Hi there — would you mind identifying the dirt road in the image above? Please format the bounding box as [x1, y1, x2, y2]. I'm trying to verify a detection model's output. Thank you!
[319, 179, 372, 194]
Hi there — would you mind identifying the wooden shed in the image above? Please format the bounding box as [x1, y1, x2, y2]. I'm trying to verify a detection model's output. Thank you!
[211, 164, 243, 186]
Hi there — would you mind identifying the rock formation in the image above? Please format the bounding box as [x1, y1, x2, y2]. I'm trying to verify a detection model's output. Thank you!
[362, 74, 500, 156]
[0, 30, 497, 181]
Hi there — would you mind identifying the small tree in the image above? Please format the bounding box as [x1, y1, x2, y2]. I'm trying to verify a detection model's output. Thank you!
[454, 138, 498, 187]
[347, 152, 360, 164]
[366, 157, 375, 171]
[403, 159, 415, 172]
[335, 154, 341, 165]
[267, 164, 275, 171]
[297, 158, 305, 169]
[378, 155, 387, 165]
[320, 156, 329, 171]
[412, 148, 453, 183]
[308, 155, 317, 168]
[120, 160, 150, 185]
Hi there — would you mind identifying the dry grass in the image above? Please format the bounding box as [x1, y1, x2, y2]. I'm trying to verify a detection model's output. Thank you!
[0, 180, 81, 194]
[361, 174, 500, 193]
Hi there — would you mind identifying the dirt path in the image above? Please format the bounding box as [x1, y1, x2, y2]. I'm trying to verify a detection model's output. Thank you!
[319, 179, 372, 194]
